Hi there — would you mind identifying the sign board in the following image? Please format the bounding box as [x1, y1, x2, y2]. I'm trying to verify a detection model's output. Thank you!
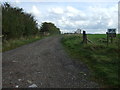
[107, 29, 116, 37]
[108, 29, 116, 33]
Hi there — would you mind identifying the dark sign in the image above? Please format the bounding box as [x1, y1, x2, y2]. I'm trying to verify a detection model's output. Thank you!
[107, 29, 116, 37]
[108, 29, 116, 33]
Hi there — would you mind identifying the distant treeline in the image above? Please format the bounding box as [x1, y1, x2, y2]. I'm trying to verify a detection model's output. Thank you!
[2, 2, 61, 41]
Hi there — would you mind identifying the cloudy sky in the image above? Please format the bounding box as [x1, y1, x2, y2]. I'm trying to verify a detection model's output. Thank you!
[1, 0, 119, 33]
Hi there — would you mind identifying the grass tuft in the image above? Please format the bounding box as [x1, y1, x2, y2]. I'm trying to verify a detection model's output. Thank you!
[2, 35, 46, 52]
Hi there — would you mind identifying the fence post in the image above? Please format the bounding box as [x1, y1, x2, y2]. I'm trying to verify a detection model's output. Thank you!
[111, 34, 113, 43]
[106, 32, 109, 47]
[83, 31, 87, 44]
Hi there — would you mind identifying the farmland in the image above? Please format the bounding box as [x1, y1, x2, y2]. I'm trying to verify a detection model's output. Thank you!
[61, 34, 119, 88]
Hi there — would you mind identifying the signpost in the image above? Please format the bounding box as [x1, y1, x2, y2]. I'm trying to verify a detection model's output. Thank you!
[107, 29, 116, 37]
[106, 28, 116, 45]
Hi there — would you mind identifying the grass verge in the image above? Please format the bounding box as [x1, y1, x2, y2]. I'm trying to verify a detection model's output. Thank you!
[2, 35, 48, 52]
[61, 34, 119, 88]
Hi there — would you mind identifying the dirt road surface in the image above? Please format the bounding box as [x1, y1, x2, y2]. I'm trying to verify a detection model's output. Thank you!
[2, 36, 100, 88]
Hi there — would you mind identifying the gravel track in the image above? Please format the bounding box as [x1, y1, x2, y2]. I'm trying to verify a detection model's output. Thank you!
[2, 36, 100, 88]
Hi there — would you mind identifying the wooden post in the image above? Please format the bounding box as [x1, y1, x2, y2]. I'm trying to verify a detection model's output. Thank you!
[83, 31, 87, 44]
[111, 34, 113, 43]
[106, 32, 109, 47]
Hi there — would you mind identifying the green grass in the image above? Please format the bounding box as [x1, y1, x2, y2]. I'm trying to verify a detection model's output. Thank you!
[87, 34, 119, 45]
[2, 35, 48, 52]
[61, 34, 119, 88]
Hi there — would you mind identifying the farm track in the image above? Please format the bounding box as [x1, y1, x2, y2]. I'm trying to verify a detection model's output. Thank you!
[2, 36, 100, 88]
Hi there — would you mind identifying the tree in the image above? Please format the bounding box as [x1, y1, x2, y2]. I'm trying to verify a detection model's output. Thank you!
[40, 22, 61, 35]
[2, 2, 39, 40]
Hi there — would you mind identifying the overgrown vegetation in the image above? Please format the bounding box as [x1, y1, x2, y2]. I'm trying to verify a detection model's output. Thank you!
[2, 35, 46, 52]
[2, 2, 39, 40]
[2, 2, 61, 52]
[61, 34, 119, 88]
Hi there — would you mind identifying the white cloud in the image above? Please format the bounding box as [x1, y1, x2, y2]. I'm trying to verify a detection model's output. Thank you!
[89, 4, 118, 29]
[15, 0, 21, 4]
[0, 0, 119, 3]
[32, 3, 118, 34]
[48, 7, 64, 14]
[31, 5, 41, 17]
[27, 0, 120, 2]
[66, 6, 79, 14]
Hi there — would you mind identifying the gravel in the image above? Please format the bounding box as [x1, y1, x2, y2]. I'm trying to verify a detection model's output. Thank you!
[2, 36, 100, 88]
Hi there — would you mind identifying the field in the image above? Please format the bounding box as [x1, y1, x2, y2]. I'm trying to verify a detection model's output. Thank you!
[61, 34, 119, 88]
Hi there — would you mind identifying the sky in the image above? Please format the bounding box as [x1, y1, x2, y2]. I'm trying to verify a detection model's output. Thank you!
[0, 0, 119, 34]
